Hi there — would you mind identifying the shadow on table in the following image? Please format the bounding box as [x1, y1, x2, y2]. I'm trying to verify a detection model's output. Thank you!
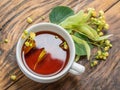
[38, 73, 80, 90]
[15, 73, 83, 90]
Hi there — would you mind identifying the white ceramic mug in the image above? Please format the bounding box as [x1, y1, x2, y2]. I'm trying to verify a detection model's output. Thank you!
[16, 23, 85, 83]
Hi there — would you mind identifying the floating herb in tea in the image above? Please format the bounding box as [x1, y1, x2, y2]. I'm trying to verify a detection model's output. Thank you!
[34, 48, 47, 70]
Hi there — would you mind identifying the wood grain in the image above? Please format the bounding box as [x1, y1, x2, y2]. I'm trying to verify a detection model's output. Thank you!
[0, 0, 120, 90]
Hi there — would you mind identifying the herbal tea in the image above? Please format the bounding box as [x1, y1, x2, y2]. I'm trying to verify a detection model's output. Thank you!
[21, 31, 69, 76]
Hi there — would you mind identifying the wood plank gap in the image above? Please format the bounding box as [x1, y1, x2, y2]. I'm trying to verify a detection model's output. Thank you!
[4, 75, 24, 90]
[105, 0, 120, 12]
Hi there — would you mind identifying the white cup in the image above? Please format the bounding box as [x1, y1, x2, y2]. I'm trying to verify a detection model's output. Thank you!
[16, 23, 85, 83]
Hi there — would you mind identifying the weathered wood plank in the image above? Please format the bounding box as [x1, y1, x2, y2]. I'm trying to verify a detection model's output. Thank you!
[74, 0, 119, 12]
[0, 0, 120, 90]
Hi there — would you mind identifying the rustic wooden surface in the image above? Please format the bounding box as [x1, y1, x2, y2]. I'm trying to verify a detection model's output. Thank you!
[0, 0, 120, 90]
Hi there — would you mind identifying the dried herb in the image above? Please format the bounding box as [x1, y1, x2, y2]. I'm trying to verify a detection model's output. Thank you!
[10, 74, 17, 81]
[34, 48, 47, 70]
[49, 6, 113, 67]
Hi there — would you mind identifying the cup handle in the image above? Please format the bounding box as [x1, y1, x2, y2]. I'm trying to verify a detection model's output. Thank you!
[69, 62, 85, 75]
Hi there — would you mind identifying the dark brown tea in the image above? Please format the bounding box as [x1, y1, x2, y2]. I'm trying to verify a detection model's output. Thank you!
[21, 31, 69, 76]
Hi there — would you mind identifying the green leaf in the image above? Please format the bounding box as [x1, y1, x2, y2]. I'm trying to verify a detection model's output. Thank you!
[59, 10, 97, 40]
[74, 32, 94, 49]
[60, 10, 85, 28]
[49, 6, 74, 24]
[74, 32, 89, 41]
[95, 34, 113, 41]
[71, 35, 91, 60]
[75, 42, 87, 56]
[74, 32, 93, 57]
[82, 24, 99, 39]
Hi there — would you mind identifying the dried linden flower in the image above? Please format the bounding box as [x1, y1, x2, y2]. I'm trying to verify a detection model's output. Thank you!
[92, 11, 97, 17]
[87, 8, 95, 11]
[63, 42, 68, 50]
[10, 75, 17, 81]
[30, 32, 36, 39]
[40, 16, 45, 20]
[96, 56, 99, 59]
[4, 39, 8, 43]
[90, 63, 94, 67]
[99, 55, 103, 59]
[103, 57, 107, 60]
[24, 30, 28, 35]
[98, 32, 104, 36]
[109, 44, 112, 48]
[21, 33, 26, 39]
[27, 17, 33, 24]
[25, 41, 30, 47]
[93, 61, 98, 66]
[29, 43, 33, 47]
[99, 10, 104, 16]
[97, 50, 101, 55]
[104, 24, 109, 30]
[97, 29, 100, 32]
[105, 40, 110, 45]
[104, 52, 109, 57]
[104, 46, 109, 51]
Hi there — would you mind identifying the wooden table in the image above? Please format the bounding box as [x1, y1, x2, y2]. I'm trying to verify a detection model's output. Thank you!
[0, 0, 120, 90]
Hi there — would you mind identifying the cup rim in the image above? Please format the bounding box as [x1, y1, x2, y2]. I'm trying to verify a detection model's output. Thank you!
[16, 23, 75, 81]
